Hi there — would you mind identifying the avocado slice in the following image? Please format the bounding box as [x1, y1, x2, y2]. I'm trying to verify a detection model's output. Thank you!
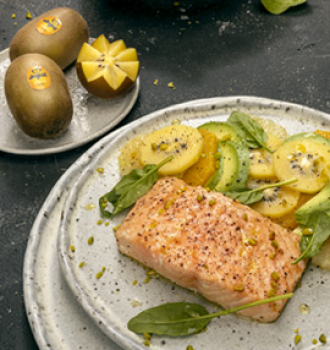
[296, 182, 330, 220]
[206, 141, 250, 192]
[198, 122, 243, 143]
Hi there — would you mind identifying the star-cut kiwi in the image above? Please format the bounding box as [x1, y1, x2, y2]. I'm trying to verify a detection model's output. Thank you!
[76, 34, 140, 98]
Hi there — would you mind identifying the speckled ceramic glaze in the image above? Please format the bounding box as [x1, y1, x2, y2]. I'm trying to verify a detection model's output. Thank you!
[58, 97, 330, 350]
[0, 48, 139, 155]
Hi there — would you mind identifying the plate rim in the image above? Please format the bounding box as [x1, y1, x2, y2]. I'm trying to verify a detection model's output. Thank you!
[58, 96, 330, 350]
[0, 47, 140, 156]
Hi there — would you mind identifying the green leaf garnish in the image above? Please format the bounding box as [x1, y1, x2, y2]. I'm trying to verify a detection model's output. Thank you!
[99, 156, 173, 218]
[293, 183, 330, 264]
[261, 0, 307, 15]
[227, 111, 274, 153]
[128, 293, 293, 336]
[225, 178, 298, 205]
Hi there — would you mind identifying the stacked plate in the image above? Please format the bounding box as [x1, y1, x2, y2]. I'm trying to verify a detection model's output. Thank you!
[24, 96, 330, 350]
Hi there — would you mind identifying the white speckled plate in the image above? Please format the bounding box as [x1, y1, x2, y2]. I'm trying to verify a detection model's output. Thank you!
[23, 99, 218, 350]
[0, 47, 139, 155]
[59, 97, 330, 350]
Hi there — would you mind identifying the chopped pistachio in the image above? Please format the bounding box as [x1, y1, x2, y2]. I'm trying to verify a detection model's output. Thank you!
[209, 200, 216, 206]
[70, 245, 75, 252]
[167, 82, 175, 89]
[271, 281, 277, 289]
[295, 334, 302, 345]
[79, 262, 85, 268]
[319, 334, 327, 344]
[153, 79, 159, 86]
[186, 346, 195, 350]
[248, 238, 258, 246]
[269, 252, 276, 259]
[271, 271, 280, 282]
[164, 200, 173, 209]
[144, 276, 150, 284]
[269, 231, 275, 240]
[96, 167, 104, 174]
[271, 240, 279, 249]
[242, 213, 248, 221]
[213, 152, 222, 159]
[158, 208, 165, 215]
[85, 203, 96, 210]
[88, 236, 94, 245]
[11, 13, 16, 18]
[302, 227, 313, 236]
[234, 284, 245, 291]
[149, 221, 158, 229]
[197, 194, 204, 202]
[312, 339, 318, 345]
[200, 153, 206, 158]
[96, 270, 104, 279]
[144, 332, 151, 346]
[26, 12, 32, 19]
[113, 224, 121, 232]
[105, 222, 110, 227]
[159, 143, 168, 151]
[151, 142, 158, 151]
[97, 219, 103, 225]
[132, 279, 138, 285]
[267, 289, 276, 297]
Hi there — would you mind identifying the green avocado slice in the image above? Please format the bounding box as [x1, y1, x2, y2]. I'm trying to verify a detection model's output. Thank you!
[206, 141, 250, 193]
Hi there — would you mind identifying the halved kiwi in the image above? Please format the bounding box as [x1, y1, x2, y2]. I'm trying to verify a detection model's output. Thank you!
[248, 177, 300, 219]
[273, 133, 330, 194]
[76, 34, 140, 98]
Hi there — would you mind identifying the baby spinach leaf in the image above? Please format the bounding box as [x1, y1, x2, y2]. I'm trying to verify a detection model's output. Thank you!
[261, 0, 307, 15]
[225, 178, 297, 205]
[128, 293, 293, 336]
[99, 156, 173, 218]
[227, 111, 274, 153]
[293, 183, 330, 263]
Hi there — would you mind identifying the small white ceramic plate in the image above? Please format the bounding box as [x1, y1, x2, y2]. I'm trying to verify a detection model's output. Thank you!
[59, 96, 330, 350]
[0, 48, 139, 155]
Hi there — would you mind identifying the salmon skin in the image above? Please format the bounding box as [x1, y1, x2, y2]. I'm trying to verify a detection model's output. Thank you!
[115, 177, 306, 322]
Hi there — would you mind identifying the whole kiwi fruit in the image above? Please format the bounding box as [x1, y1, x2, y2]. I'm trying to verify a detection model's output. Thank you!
[10, 7, 89, 70]
[5, 53, 73, 139]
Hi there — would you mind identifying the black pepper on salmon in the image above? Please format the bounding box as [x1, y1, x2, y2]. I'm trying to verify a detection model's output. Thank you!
[115, 177, 306, 323]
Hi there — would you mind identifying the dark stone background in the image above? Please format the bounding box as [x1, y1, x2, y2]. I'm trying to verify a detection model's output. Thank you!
[0, 0, 329, 349]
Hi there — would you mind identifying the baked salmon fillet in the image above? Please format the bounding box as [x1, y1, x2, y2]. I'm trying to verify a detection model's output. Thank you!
[115, 177, 306, 323]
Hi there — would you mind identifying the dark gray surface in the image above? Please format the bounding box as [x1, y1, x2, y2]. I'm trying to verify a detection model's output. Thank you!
[0, 0, 329, 349]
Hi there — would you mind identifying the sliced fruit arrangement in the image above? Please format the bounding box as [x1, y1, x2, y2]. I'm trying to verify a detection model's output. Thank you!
[273, 132, 330, 194]
[248, 177, 300, 219]
[139, 124, 204, 176]
[76, 34, 140, 98]
[115, 112, 330, 270]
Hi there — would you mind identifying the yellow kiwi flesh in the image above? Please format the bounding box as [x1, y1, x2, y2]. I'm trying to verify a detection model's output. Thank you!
[76, 35, 140, 99]
[273, 134, 330, 193]
[248, 177, 300, 218]
[249, 132, 283, 178]
[5, 53, 73, 139]
[10, 7, 89, 69]
[139, 125, 204, 176]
